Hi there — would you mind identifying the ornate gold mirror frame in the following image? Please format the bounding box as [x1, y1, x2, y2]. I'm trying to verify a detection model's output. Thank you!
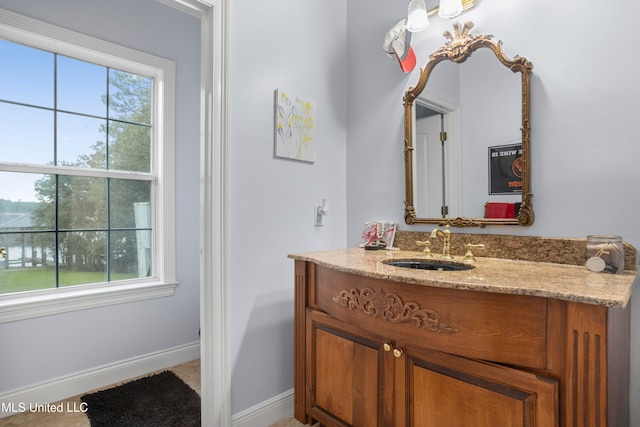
[403, 22, 533, 227]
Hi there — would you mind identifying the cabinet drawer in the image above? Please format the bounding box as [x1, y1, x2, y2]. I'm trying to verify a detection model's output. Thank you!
[311, 265, 548, 369]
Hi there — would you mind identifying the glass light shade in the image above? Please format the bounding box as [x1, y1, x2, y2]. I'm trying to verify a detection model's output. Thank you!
[407, 0, 429, 32]
[438, 0, 463, 18]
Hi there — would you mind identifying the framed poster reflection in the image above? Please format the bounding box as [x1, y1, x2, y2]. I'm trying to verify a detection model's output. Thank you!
[488, 143, 523, 195]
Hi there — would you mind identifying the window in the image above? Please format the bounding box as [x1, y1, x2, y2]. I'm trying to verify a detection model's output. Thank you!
[0, 9, 176, 322]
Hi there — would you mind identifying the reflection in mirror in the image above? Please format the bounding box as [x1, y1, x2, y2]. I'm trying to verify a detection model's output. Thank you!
[413, 96, 461, 219]
[404, 21, 533, 227]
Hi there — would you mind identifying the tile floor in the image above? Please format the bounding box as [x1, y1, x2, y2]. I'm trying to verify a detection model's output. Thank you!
[0, 360, 310, 427]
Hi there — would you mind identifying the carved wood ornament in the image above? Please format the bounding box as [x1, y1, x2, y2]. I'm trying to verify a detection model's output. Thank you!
[333, 287, 457, 334]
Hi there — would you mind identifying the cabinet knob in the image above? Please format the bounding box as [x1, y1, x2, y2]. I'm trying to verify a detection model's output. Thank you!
[393, 348, 403, 358]
[383, 343, 392, 352]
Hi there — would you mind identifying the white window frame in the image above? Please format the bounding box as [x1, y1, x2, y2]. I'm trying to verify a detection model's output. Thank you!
[0, 8, 177, 323]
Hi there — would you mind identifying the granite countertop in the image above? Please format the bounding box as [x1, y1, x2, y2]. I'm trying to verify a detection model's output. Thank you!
[289, 248, 638, 308]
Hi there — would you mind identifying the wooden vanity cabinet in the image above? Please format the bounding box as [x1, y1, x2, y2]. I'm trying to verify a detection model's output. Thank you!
[294, 261, 630, 427]
[306, 310, 557, 426]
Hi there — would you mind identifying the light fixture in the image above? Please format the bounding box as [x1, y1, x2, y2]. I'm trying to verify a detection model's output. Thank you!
[437, 0, 463, 19]
[407, 0, 429, 32]
[405, 0, 476, 34]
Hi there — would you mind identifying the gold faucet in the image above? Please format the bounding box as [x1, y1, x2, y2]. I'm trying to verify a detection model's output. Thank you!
[430, 225, 452, 259]
[0, 247, 6, 259]
[463, 243, 485, 263]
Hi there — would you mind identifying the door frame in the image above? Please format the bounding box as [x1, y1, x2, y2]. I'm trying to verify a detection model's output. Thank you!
[158, 0, 231, 425]
[414, 90, 461, 219]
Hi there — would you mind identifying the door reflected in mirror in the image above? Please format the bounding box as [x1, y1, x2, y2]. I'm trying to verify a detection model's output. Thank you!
[404, 21, 533, 227]
[413, 100, 461, 219]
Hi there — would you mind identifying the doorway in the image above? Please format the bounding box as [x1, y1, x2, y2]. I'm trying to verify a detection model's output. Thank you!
[413, 93, 461, 219]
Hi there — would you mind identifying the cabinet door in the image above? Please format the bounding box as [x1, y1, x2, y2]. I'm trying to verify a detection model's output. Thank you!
[405, 347, 558, 427]
[307, 311, 391, 427]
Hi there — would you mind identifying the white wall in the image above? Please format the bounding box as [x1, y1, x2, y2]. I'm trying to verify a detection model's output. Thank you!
[346, 0, 640, 423]
[0, 0, 201, 395]
[228, 0, 347, 414]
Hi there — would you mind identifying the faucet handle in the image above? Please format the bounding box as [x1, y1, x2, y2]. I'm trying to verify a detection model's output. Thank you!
[463, 243, 485, 263]
[415, 240, 433, 256]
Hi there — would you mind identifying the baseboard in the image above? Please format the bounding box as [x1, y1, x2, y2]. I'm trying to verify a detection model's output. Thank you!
[231, 388, 294, 427]
[0, 341, 200, 418]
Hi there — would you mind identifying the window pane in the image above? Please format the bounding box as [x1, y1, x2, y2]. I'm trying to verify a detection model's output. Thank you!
[0, 27, 159, 296]
[108, 121, 151, 172]
[58, 231, 107, 286]
[57, 112, 106, 168]
[57, 55, 106, 117]
[0, 232, 56, 295]
[0, 103, 54, 164]
[0, 172, 55, 232]
[58, 176, 107, 230]
[111, 230, 151, 279]
[0, 38, 54, 108]
[108, 69, 151, 125]
[110, 179, 151, 228]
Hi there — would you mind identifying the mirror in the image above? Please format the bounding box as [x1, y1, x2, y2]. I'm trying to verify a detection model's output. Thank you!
[403, 22, 533, 227]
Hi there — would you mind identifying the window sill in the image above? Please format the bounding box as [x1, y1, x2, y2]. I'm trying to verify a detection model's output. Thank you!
[0, 280, 178, 324]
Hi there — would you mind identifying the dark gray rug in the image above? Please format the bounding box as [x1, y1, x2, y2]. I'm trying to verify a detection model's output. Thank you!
[81, 371, 200, 426]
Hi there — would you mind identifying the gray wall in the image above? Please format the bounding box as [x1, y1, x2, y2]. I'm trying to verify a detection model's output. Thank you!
[346, 0, 640, 423]
[228, 0, 348, 413]
[0, 0, 201, 394]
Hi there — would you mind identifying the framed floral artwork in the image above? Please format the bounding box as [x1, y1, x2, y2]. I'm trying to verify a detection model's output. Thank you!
[274, 89, 316, 162]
